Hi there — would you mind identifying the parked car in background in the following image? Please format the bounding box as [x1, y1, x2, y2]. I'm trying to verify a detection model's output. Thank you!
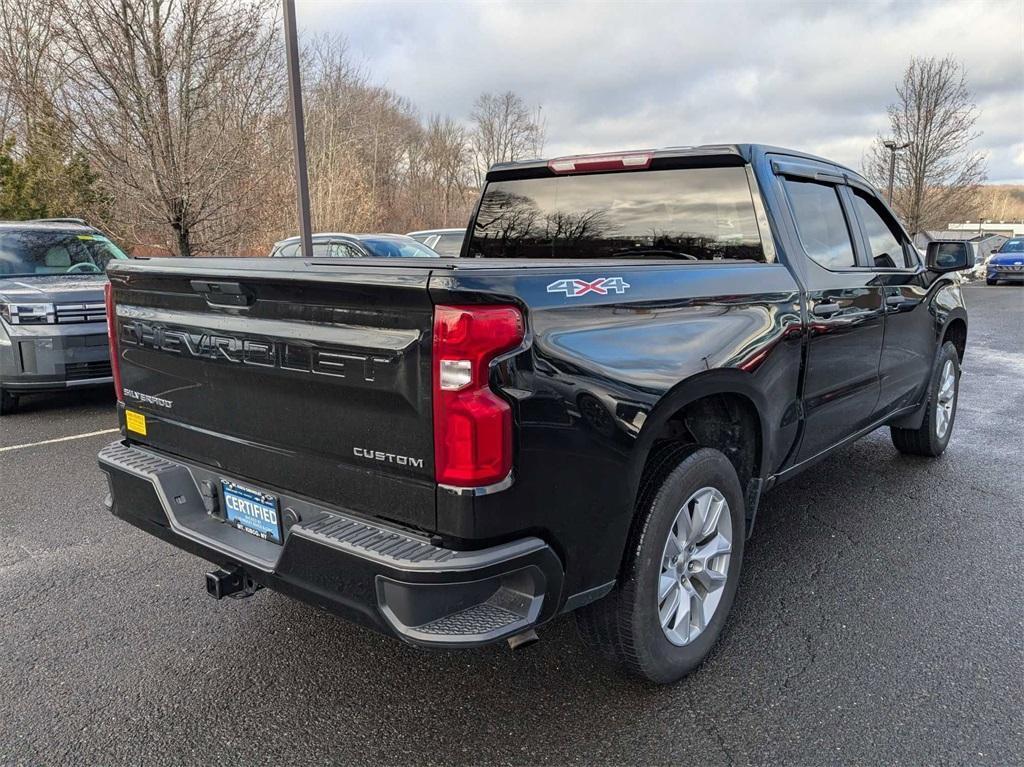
[269, 232, 439, 259]
[986, 238, 1024, 285]
[0, 219, 128, 414]
[406, 228, 466, 257]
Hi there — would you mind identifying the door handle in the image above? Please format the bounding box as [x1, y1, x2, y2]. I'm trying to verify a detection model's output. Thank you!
[811, 302, 841, 318]
[885, 294, 907, 307]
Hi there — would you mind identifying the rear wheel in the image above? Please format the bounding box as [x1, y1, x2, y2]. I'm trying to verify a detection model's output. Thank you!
[0, 388, 17, 415]
[890, 341, 960, 457]
[575, 447, 745, 683]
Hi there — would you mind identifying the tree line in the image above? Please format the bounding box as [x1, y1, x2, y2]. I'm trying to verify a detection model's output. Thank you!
[0, 0, 544, 256]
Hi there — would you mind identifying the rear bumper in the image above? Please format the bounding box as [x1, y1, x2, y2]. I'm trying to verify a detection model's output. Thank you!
[98, 441, 564, 647]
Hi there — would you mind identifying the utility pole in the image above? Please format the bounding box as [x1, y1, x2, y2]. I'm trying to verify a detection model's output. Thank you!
[283, 0, 313, 259]
[882, 139, 911, 206]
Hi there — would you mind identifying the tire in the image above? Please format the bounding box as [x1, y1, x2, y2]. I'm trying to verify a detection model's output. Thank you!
[0, 388, 17, 416]
[986, 278, 998, 286]
[890, 341, 960, 457]
[576, 446, 745, 684]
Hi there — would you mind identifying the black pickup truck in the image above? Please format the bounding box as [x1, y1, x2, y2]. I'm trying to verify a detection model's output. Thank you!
[99, 144, 972, 683]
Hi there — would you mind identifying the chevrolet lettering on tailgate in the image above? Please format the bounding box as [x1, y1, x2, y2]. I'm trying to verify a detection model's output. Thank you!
[119, 319, 390, 381]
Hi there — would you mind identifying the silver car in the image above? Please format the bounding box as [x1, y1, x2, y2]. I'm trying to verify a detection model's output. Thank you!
[0, 220, 128, 414]
[406, 228, 466, 257]
[269, 232, 439, 259]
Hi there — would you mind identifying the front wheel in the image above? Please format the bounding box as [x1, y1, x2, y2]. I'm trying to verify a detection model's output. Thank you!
[0, 388, 17, 416]
[575, 447, 745, 684]
[986, 277, 998, 286]
[890, 341, 960, 457]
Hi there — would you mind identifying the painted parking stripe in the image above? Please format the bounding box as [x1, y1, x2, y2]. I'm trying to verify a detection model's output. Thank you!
[0, 428, 120, 453]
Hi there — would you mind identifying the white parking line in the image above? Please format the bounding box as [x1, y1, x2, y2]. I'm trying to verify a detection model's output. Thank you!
[0, 428, 120, 453]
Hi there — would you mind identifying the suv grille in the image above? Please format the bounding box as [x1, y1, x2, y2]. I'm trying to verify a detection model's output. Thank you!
[56, 302, 107, 323]
[66, 360, 112, 380]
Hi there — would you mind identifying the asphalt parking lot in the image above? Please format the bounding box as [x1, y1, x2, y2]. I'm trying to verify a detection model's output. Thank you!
[1, 285, 1021, 766]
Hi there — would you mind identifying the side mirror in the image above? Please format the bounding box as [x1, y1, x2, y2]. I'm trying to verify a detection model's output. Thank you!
[925, 240, 972, 273]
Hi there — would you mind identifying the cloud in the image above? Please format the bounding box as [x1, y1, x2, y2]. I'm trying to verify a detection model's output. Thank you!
[297, 0, 1024, 181]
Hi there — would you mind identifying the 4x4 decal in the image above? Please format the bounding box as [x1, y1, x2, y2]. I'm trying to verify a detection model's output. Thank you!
[546, 277, 631, 297]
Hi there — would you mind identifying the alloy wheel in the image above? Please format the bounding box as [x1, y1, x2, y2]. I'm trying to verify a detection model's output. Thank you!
[657, 487, 733, 646]
[935, 359, 956, 439]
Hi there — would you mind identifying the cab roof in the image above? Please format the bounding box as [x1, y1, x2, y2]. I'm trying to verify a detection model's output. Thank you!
[488, 143, 864, 183]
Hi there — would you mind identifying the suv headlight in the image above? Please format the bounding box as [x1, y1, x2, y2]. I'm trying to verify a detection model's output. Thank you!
[0, 302, 56, 325]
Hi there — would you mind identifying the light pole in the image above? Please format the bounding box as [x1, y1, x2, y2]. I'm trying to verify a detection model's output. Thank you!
[882, 140, 911, 206]
[283, 0, 313, 260]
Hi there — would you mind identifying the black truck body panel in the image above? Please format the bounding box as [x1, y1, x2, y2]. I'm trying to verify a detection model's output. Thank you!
[109, 263, 437, 530]
[99, 143, 968, 647]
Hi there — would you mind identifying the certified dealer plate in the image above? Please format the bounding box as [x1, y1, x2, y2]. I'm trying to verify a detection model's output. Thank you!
[222, 480, 282, 544]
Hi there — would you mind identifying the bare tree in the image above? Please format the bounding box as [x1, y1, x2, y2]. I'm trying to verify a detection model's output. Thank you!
[0, 0, 64, 144]
[865, 56, 986, 233]
[422, 114, 470, 226]
[470, 91, 545, 185]
[54, 0, 285, 256]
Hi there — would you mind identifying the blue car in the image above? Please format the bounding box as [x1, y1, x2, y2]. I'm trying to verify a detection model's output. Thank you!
[987, 238, 1024, 285]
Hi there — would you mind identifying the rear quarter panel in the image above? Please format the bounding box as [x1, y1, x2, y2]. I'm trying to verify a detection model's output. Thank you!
[431, 262, 803, 602]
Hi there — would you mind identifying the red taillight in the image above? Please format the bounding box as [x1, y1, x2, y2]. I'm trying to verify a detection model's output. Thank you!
[547, 152, 652, 174]
[432, 304, 524, 487]
[104, 281, 123, 402]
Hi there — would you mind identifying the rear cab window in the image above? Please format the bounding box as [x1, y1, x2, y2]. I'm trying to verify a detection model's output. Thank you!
[468, 164, 767, 262]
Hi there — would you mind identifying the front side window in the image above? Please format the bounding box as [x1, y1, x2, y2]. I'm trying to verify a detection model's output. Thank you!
[330, 242, 362, 258]
[852, 191, 909, 268]
[468, 166, 766, 262]
[783, 179, 856, 270]
[0, 230, 127, 276]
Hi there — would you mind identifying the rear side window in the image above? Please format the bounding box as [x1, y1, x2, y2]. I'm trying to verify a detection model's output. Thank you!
[272, 242, 331, 257]
[433, 233, 464, 257]
[783, 179, 856, 270]
[468, 166, 766, 262]
[852, 191, 909, 268]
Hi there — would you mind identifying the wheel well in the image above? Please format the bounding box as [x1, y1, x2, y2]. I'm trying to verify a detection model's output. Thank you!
[640, 393, 761, 494]
[943, 318, 967, 362]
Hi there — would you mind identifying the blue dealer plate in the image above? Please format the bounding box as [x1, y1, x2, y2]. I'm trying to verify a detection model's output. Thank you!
[222, 480, 282, 545]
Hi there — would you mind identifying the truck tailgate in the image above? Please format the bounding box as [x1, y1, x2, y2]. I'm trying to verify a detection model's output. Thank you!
[107, 259, 437, 530]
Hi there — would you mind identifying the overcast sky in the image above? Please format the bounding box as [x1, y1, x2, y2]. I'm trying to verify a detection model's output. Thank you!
[295, 0, 1024, 183]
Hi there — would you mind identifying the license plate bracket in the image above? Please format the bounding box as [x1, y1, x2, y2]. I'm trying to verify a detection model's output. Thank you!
[221, 480, 282, 545]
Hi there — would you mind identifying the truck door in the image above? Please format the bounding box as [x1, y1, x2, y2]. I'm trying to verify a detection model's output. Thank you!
[846, 185, 935, 416]
[773, 161, 886, 462]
